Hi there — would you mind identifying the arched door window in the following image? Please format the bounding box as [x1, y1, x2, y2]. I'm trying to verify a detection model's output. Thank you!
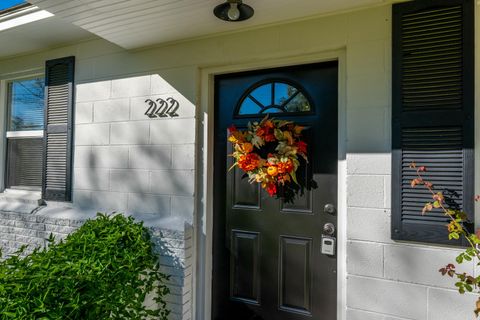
[236, 80, 313, 116]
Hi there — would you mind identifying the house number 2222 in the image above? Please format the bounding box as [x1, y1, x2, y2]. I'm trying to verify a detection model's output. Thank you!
[144, 97, 179, 118]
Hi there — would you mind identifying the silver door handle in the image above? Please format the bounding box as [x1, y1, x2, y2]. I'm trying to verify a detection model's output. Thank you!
[323, 223, 335, 236]
[324, 203, 336, 215]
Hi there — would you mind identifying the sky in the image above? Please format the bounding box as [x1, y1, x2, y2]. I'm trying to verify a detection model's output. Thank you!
[0, 0, 26, 11]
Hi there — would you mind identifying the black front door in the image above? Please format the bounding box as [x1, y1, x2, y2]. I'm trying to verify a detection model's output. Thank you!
[213, 61, 338, 320]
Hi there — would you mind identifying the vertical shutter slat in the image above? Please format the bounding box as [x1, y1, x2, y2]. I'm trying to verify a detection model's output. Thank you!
[43, 56, 75, 201]
[392, 0, 474, 245]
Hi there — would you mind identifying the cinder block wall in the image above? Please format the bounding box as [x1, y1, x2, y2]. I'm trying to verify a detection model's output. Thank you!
[73, 75, 195, 220]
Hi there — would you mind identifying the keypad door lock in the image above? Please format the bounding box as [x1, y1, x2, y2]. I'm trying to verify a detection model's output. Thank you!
[324, 203, 336, 215]
[321, 235, 336, 256]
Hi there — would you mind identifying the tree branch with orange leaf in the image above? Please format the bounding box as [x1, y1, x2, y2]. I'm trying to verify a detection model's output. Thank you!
[410, 162, 480, 316]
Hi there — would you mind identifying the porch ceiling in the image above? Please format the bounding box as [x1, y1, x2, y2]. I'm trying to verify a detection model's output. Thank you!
[28, 0, 391, 50]
[0, 6, 93, 60]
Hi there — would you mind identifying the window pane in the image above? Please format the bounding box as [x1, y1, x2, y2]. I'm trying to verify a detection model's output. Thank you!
[8, 78, 45, 131]
[274, 82, 298, 106]
[250, 84, 271, 106]
[235, 80, 312, 116]
[6, 138, 43, 189]
[284, 92, 311, 112]
[239, 97, 262, 115]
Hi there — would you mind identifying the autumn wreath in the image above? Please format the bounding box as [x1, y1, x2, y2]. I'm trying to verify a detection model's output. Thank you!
[227, 117, 308, 199]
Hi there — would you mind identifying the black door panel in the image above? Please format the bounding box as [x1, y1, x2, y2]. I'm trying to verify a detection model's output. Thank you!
[213, 61, 338, 320]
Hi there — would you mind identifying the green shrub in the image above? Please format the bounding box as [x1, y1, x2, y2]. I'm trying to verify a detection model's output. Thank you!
[0, 213, 170, 320]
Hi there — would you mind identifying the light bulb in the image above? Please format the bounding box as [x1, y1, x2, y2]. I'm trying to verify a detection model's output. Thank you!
[227, 2, 240, 21]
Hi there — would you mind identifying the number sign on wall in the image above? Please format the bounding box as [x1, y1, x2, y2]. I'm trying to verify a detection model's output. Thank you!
[144, 97, 180, 118]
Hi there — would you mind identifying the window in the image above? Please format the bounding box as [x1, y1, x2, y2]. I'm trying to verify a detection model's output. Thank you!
[2, 56, 75, 201]
[236, 80, 312, 116]
[5, 77, 45, 190]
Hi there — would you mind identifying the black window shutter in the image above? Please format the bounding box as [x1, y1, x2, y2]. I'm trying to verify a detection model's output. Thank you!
[392, 0, 474, 245]
[43, 56, 75, 201]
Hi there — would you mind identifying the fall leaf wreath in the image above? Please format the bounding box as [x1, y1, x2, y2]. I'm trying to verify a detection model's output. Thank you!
[227, 117, 311, 201]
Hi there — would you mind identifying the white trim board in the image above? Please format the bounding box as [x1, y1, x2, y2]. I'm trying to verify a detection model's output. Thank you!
[196, 49, 348, 320]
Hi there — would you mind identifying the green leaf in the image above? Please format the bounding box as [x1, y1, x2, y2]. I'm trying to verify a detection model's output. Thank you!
[456, 255, 464, 264]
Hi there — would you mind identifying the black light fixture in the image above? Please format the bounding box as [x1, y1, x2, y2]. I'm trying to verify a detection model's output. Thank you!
[213, 0, 254, 22]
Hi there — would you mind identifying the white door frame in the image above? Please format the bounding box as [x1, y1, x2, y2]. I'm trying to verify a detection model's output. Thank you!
[195, 49, 347, 320]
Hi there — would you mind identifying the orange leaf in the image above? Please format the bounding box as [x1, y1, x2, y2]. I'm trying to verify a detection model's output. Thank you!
[422, 203, 433, 215]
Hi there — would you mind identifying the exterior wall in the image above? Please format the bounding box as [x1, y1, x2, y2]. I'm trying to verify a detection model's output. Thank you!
[0, 3, 478, 320]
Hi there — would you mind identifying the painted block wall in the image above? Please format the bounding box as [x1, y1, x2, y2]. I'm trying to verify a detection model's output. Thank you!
[0, 2, 479, 320]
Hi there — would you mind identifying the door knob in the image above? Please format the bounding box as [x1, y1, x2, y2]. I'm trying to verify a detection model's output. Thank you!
[324, 203, 336, 215]
[323, 223, 335, 236]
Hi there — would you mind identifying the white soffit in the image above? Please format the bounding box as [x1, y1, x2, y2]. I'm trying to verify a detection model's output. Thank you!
[0, 5, 93, 59]
[28, 0, 388, 49]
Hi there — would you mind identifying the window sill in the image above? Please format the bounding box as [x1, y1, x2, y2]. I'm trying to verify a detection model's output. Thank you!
[0, 188, 43, 214]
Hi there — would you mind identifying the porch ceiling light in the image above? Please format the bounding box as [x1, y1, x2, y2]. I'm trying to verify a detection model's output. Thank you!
[213, 0, 254, 22]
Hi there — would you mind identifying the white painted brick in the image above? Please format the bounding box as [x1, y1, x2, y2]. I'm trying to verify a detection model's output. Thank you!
[347, 6, 389, 42]
[171, 196, 194, 222]
[11, 227, 37, 237]
[75, 102, 93, 124]
[129, 145, 171, 169]
[111, 75, 150, 98]
[347, 308, 384, 320]
[14, 221, 44, 231]
[94, 98, 130, 122]
[130, 93, 195, 120]
[91, 146, 129, 168]
[90, 191, 128, 211]
[151, 74, 176, 94]
[74, 168, 109, 191]
[110, 122, 149, 145]
[128, 193, 170, 215]
[150, 119, 195, 145]
[44, 225, 76, 234]
[76, 80, 111, 102]
[0, 232, 15, 241]
[347, 276, 427, 319]
[150, 170, 194, 196]
[347, 175, 385, 208]
[347, 153, 391, 175]
[172, 145, 195, 170]
[347, 208, 392, 243]
[347, 241, 383, 278]
[347, 75, 388, 115]
[384, 175, 391, 209]
[74, 146, 92, 168]
[110, 169, 149, 193]
[75, 123, 110, 146]
[384, 245, 472, 288]
[15, 235, 44, 246]
[427, 288, 477, 320]
[346, 39, 386, 80]
[346, 107, 388, 153]
[72, 190, 92, 208]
